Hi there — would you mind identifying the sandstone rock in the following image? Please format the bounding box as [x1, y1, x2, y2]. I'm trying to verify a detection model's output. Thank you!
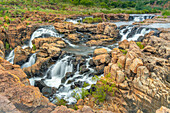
[51, 105, 75, 113]
[156, 106, 170, 113]
[0, 40, 4, 54]
[40, 43, 61, 57]
[67, 34, 80, 43]
[117, 55, 126, 69]
[130, 58, 143, 73]
[93, 54, 110, 66]
[77, 99, 84, 106]
[106, 14, 129, 21]
[110, 63, 120, 78]
[94, 48, 107, 56]
[137, 66, 149, 79]
[116, 70, 125, 83]
[54, 22, 75, 33]
[0, 94, 21, 113]
[14, 46, 30, 65]
[119, 40, 130, 50]
[0, 50, 4, 58]
[143, 46, 156, 53]
[32, 37, 65, 49]
[86, 40, 103, 46]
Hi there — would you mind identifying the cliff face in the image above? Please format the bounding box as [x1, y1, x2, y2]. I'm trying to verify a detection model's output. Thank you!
[0, 57, 57, 113]
[100, 30, 170, 112]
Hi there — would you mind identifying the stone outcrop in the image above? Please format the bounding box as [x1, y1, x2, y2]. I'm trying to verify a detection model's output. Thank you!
[0, 57, 56, 113]
[101, 30, 170, 113]
[92, 13, 130, 21]
[32, 37, 66, 49]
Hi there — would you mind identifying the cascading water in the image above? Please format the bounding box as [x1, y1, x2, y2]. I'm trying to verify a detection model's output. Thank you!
[29, 26, 63, 48]
[21, 53, 37, 69]
[129, 14, 155, 22]
[119, 25, 157, 41]
[30, 55, 100, 104]
[114, 14, 156, 27]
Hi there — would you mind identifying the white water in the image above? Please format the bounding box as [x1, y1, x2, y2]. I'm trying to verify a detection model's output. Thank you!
[114, 14, 155, 27]
[30, 55, 102, 104]
[21, 53, 37, 69]
[29, 26, 62, 48]
[119, 25, 155, 41]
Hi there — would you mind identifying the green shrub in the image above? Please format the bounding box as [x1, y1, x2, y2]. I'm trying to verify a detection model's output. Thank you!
[5, 42, 10, 50]
[92, 85, 106, 102]
[72, 88, 89, 100]
[55, 97, 67, 106]
[83, 82, 90, 88]
[80, 0, 94, 6]
[163, 15, 167, 18]
[83, 17, 102, 24]
[162, 10, 170, 16]
[119, 49, 127, 55]
[136, 42, 144, 49]
[92, 78, 117, 103]
[0, 20, 3, 25]
[117, 62, 122, 69]
[32, 44, 36, 51]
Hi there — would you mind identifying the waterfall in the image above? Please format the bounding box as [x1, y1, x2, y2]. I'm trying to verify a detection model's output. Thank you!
[129, 14, 155, 22]
[21, 53, 37, 69]
[43, 56, 73, 88]
[29, 26, 62, 48]
[119, 25, 157, 41]
[6, 50, 14, 64]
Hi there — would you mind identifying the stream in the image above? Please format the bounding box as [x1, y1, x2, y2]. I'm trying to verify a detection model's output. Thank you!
[5, 14, 170, 104]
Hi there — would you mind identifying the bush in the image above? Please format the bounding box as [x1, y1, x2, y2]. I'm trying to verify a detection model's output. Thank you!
[32, 44, 36, 51]
[119, 49, 127, 55]
[136, 42, 144, 49]
[80, 0, 94, 6]
[5, 42, 10, 50]
[83, 17, 102, 24]
[162, 10, 170, 16]
[72, 88, 89, 100]
[91, 76, 117, 103]
[55, 97, 67, 106]
[0, 20, 3, 25]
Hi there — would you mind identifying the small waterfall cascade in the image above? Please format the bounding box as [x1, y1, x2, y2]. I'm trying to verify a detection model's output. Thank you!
[43, 56, 73, 88]
[21, 53, 37, 69]
[6, 50, 14, 64]
[29, 26, 62, 48]
[119, 25, 157, 41]
[129, 14, 155, 22]
[6, 25, 76, 65]
[6, 45, 28, 64]
[66, 17, 83, 24]
[30, 55, 100, 104]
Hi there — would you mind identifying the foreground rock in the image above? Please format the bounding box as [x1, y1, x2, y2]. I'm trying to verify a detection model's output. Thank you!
[0, 57, 56, 112]
[98, 30, 170, 112]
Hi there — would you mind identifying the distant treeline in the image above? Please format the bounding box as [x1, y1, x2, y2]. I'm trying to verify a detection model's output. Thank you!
[1, 0, 169, 10]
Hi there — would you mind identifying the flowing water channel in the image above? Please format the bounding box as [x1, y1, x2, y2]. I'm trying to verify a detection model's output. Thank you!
[5, 14, 170, 104]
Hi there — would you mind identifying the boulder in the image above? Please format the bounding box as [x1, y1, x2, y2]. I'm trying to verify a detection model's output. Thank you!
[86, 40, 103, 46]
[130, 58, 143, 73]
[94, 48, 108, 56]
[67, 34, 80, 43]
[156, 106, 170, 113]
[116, 70, 125, 83]
[93, 54, 110, 66]
[14, 46, 30, 65]
[143, 46, 156, 53]
[118, 40, 130, 50]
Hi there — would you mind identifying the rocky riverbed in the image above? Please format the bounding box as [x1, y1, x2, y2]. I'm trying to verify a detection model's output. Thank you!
[0, 13, 169, 113]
